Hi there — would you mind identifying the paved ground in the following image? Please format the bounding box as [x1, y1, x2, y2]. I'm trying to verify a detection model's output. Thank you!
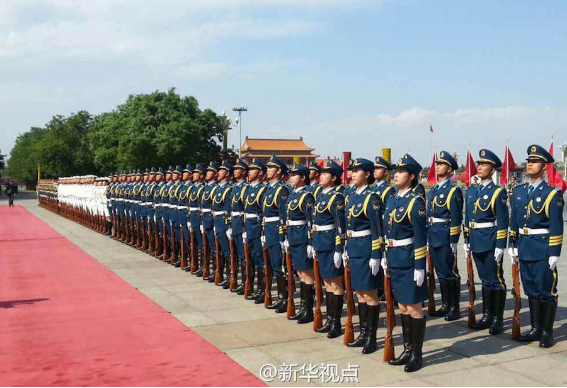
[3, 194, 567, 386]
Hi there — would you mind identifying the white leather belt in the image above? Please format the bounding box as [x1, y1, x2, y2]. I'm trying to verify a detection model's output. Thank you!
[429, 217, 450, 223]
[178, 205, 188, 210]
[189, 207, 200, 212]
[287, 220, 307, 226]
[347, 229, 371, 238]
[245, 213, 259, 219]
[213, 211, 227, 216]
[312, 224, 336, 232]
[231, 211, 244, 217]
[469, 221, 496, 229]
[201, 209, 212, 213]
[264, 216, 280, 223]
[519, 228, 550, 236]
[387, 238, 414, 248]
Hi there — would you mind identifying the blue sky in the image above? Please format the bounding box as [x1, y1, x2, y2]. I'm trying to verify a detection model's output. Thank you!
[1, 0, 566, 166]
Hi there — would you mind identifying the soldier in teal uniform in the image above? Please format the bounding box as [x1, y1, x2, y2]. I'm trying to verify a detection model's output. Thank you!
[189, 164, 206, 276]
[343, 158, 384, 355]
[169, 166, 184, 266]
[509, 145, 563, 348]
[227, 158, 249, 293]
[212, 161, 233, 288]
[311, 160, 345, 338]
[177, 165, 193, 268]
[307, 161, 322, 197]
[153, 168, 166, 257]
[463, 149, 509, 335]
[373, 156, 395, 301]
[243, 159, 268, 302]
[202, 162, 219, 282]
[285, 164, 315, 322]
[384, 154, 428, 372]
[263, 156, 290, 310]
[427, 151, 463, 321]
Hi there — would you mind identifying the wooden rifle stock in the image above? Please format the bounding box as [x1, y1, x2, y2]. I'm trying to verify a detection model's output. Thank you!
[383, 267, 395, 362]
[190, 229, 198, 273]
[180, 226, 186, 269]
[229, 236, 237, 291]
[427, 250, 436, 313]
[286, 247, 296, 318]
[263, 244, 272, 308]
[244, 238, 253, 297]
[142, 217, 147, 251]
[162, 219, 168, 262]
[313, 252, 323, 331]
[343, 264, 355, 345]
[170, 222, 177, 264]
[215, 236, 222, 285]
[466, 251, 477, 327]
[511, 261, 521, 340]
[202, 229, 210, 279]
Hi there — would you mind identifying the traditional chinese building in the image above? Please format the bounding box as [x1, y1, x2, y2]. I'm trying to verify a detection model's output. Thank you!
[239, 137, 319, 166]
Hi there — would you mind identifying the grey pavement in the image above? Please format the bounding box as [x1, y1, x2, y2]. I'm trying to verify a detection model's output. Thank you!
[4, 195, 567, 386]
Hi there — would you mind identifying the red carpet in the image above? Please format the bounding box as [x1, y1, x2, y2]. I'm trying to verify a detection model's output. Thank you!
[0, 205, 264, 387]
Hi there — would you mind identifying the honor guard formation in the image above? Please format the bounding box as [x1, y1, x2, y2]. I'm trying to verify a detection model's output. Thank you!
[37, 144, 564, 373]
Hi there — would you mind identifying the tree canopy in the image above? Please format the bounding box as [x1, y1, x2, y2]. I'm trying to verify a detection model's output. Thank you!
[5, 89, 225, 182]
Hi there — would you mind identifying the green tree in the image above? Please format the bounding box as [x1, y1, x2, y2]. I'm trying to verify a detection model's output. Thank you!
[0, 149, 5, 174]
[89, 88, 223, 174]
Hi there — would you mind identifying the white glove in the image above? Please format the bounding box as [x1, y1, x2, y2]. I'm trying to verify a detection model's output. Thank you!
[342, 250, 349, 266]
[414, 269, 425, 287]
[199, 225, 204, 234]
[494, 248, 504, 263]
[333, 252, 342, 268]
[381, 254, 388, 271]
[213, 226, 217, 235]
[242, 231, 247, 243]
[463, 243, 470, 255]
[153, 215, 156, 222]
[226, 228, 232, 239]
[549, 256, 559, 271]
[283, 239, 290, 251]
[508, 247, 519, 264]
[306, 245, 315, 259]
[450, 243, 458, 255]
[369, 258, 380, 276]
[261, 235, 266, 247]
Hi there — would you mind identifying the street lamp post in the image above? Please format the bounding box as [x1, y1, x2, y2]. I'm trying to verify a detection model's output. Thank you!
[233, 107, 247, 157]
[559, 143, 567, 179]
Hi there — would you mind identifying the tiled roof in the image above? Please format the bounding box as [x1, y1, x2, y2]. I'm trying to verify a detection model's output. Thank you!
[240, 137, 315, 152]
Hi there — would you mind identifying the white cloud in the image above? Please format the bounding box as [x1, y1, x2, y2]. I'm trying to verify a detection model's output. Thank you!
[290, 106, 567, 163]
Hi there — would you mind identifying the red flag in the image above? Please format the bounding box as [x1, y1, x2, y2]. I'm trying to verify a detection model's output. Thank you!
[500, 146, 517, 186]
[463, 150, 477, 187]
[427, 153, 437, 185]
[430, 124, 434, 133]
[547, 141, 567, 192]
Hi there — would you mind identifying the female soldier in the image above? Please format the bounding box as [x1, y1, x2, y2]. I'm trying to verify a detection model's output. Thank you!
[311, 160, 345, 338]
[285, 164, 316, 324]
[383, 154, 428, 373]
[343, 158, 384, 354]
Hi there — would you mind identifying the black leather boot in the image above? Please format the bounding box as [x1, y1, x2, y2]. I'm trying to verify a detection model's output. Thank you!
[192, 251, 203, 276]
[328, 294, 343, 339]
[245, 265, 257, 300]
[221, 257, 231, 289]
[297, 283, 314, 324]
[347, 302, 368, 347]
[445, 280, 461, 321]
[270, 275, 288, 313]
[429, 279, 450, 317]
[362, 304, 380, 354]
[207, 253, 216, 283]
[254, 268, 265, 304]
[470, 288, 493, 330]
[404, 317, 426, 373]
[389, 314, 412, 365]
[489, 288, 506, 335]
[315, 292, 334, 333]
[289, 282, 306, 320]
[234, 262, 246, 294]
[518, 297, 542, 342]
[539, 298, 558, 348]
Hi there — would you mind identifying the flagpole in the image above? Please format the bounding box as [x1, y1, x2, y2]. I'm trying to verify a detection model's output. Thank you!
[467, 141, 471, 186]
